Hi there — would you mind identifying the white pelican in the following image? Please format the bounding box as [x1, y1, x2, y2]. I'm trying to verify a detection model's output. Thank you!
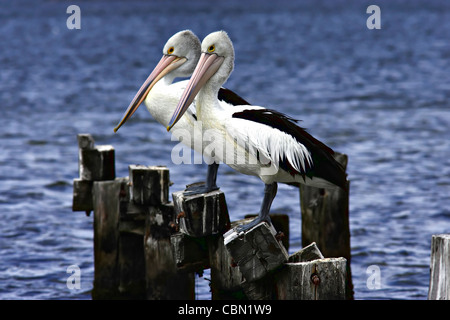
[167, 31, 348, 231]
[114, 30, 249, 194]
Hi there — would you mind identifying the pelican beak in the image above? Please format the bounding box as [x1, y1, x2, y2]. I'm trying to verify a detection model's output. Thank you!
[114, 55, 187, 132]
[166, 52, 224, 131]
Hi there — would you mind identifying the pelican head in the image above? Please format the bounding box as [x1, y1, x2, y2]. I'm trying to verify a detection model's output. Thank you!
[114, 30, 201, 132]
[167, 31, 235, 131]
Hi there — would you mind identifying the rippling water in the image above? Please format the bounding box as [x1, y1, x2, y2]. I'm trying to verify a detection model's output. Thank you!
[1, 0, 449, 300]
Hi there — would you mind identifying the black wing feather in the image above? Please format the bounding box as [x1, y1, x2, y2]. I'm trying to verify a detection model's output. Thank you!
[218, 88, 251, 106]
[232, 108, 347, 190]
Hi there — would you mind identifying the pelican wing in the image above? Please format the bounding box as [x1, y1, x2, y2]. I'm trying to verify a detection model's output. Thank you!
[230, 108, 347, 189]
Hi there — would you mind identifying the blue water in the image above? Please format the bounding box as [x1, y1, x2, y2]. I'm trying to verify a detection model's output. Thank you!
[1, 0, 449, 300]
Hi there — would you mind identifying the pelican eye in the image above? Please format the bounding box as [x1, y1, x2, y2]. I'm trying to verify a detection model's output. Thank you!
[207, 45, 215, 53]
[167, 46, 174, 54]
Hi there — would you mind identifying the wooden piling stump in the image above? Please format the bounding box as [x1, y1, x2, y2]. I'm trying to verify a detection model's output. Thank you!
[129, 165, 169, 206]
[240, 276, 275, 300]
[118, 231, 146, 299]
[170, 232, 210, 273]
[91, 177, 128, 299]
[224, 221, 288, 283]
[288, 242, 324, 263]
[115, 181, 147, 299]
[275, 257, 348, 300]
[77, 133, 95, 150]
[245, 214, 290, 251]
[79, 145, 115, 181]
[299, 152, 353, 298]
[429, 234, 450, 300]
[73, 134, 115, 215]
[172, 189, 230, 237]
[209, 217, 291, 300]
[144, 202, 195, 300]
[208, 226, 247, 300]
[300, 152, 350, 258]
[240, 242, 324, 300]
[72, 178, 93, 213]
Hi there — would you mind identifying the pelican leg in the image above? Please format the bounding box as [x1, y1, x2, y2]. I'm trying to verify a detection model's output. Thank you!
[184, 162, 220, 195]
[237, 182, 278, 232]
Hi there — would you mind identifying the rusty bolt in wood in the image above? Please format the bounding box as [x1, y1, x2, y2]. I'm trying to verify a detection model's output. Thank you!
[311, 273, 320, 286]
[275, 231, 285, 241]
[177, 212, 185, 220]
[169, 222, 179, 232]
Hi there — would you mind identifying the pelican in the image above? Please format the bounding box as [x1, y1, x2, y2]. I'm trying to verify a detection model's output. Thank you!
[167, 31, 348, 232]
[114, 30, 249, 194]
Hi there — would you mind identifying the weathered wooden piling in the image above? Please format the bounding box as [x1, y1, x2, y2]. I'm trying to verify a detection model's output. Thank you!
[72, 179, 94, 213]
[129, 165, 169, 206]
[143, 203, 195, 300]
[245, 214, 289, 251]
[237, 241, 347, 300]
[428, 234, 450, 300]
[72, 133, 115, 214]
[170, 187, 232, 279]
[208, 231, 246, 300]
[126, 164, 195, 300]
[172, 188, 230, 237]
[91, 178, 125, 299]
[207, 215, 289, 300]
[77, 133, 115, 181]
[171, 232, 210, 273]
[117, 196, 146, 299]
[275, 254, 347, 300]
[299, 152, 353, 298]
[72, 134, 195, 299]
[73, 134, 351, 300]
[224, 221, 289, 283]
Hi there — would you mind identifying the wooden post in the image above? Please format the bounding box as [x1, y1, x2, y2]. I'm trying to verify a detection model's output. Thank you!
[170, 232, 210, 273]
[275, 257, 348, 300]
[144, 203, 195, 300]
[289, 242, 324, 262]
[88, 161, 195, 299]
[224, 221, 288, 283]
[79, 143, 115, 182]
[91, 178, 128, 299]
[172, 189, 230, 237]
[429, 234, 450, 300]
[208, 216, 290, 300]
[73, 134, 115, 215]
[117, 225, 146, 299]
[127, 165, 195, 300]
[237, 243, 336, 300]
[239, 242, 329, 300]
[299, 152, 353, 298]
[72, 179, 93, 213]
[116, 181, 147, 299]
[208, 219, 250, 300]
[129, 165, 169, 206]
[245, 214, 289, 251]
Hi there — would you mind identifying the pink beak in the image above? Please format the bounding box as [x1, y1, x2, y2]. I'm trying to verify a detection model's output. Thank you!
[114, 54, 186, 132]
[166, 52, 224, 131]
